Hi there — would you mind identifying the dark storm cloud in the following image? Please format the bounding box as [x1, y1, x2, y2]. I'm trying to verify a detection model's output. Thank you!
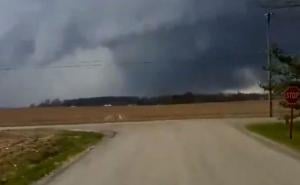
[0, 0, 300, 106]
[108, 3, 268, 94]
[108, 0, 300, 95]
[0, 23, 35, 66]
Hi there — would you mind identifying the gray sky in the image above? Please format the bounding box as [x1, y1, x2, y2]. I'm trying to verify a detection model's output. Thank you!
[0, 0, 300, 107]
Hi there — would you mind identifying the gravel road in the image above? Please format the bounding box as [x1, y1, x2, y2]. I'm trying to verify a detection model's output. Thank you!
[3, 118, 300, 185]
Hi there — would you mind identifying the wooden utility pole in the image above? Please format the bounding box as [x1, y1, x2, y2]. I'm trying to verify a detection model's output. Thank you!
[265, 10, 273, 117]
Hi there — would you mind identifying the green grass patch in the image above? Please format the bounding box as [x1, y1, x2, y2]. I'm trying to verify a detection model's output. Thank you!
[1, 130, 102, 185]
[247, 122, 300, 151]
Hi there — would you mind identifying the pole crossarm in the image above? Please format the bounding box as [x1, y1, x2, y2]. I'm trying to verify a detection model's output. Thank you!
[260, 0, 300, 10]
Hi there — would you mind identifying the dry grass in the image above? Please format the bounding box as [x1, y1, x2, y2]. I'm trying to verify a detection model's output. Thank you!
[0, 100, 287, 127]
[0, 129, 59, 183]
[0, 129, 102, 185]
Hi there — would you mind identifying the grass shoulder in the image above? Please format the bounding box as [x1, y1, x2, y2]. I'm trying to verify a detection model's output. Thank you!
[247, 122, 300, 152]
[0, 129, 103, 185]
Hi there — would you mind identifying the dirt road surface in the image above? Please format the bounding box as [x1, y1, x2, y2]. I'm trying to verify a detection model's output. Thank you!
[2, 118, 300, 185]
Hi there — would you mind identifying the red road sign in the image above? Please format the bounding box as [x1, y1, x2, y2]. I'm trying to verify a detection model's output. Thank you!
[284, 86, 300, 106]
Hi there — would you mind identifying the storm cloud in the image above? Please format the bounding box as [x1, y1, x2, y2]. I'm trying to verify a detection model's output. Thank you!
[0, 0, 299, 107]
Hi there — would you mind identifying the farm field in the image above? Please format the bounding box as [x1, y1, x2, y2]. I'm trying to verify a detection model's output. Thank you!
[0, 100, 286, 127]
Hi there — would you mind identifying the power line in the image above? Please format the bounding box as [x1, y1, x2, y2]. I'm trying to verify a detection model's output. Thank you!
[0, 57, 270, 71]
[0, 64, 103, 71]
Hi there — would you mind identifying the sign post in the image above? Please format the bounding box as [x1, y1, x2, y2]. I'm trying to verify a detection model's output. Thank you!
[284, 86, 300, 139]
[290, 107, 294, 139]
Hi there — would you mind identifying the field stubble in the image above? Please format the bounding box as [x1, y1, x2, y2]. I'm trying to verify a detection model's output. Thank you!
[0, 100, 287, 127]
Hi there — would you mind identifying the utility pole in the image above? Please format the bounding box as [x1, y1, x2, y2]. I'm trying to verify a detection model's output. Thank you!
[261, 1, 300, 118]
[265, 10, 273, 117]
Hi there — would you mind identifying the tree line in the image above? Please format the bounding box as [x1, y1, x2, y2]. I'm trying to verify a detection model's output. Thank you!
[33, 92, 266, 107]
